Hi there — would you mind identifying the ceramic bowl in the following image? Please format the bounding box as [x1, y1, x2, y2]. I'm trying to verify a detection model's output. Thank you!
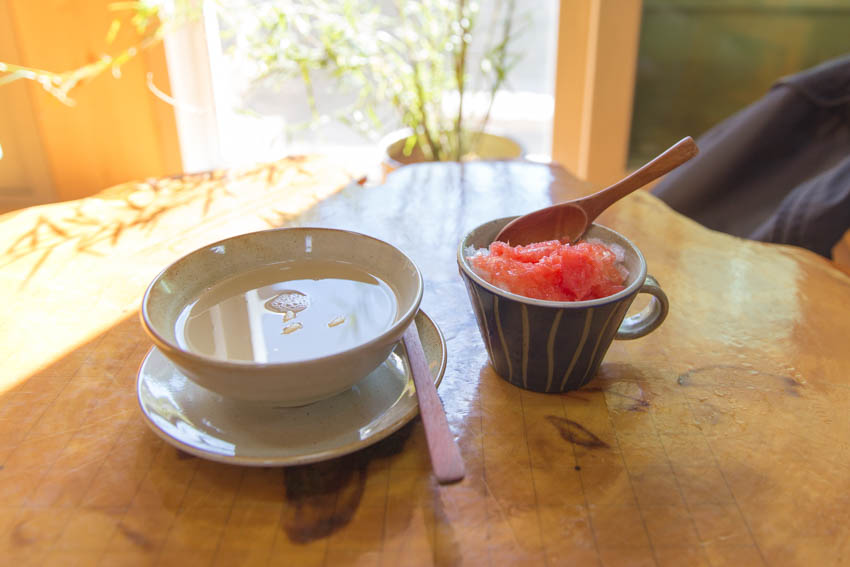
[141, 227, 423, 406]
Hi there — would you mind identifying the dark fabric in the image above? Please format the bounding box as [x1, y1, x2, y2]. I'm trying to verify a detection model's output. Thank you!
[651, 54, 850, 257]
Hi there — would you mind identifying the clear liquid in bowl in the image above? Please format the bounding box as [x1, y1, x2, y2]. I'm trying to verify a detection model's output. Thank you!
[175, 260, 397, 363]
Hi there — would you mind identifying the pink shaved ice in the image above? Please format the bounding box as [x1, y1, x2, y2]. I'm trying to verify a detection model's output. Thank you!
[467, 239, 629, 301]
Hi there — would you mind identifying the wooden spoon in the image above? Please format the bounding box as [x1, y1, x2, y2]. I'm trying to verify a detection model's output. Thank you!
[402, 323, 465, 484]
[495, 136, 699, 246]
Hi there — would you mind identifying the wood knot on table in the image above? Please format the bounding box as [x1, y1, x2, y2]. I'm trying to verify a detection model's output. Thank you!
[677, 364, 802, 396]
[545, 415, 610, 449]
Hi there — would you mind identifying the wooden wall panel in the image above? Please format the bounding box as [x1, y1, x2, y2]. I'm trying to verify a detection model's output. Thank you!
[552, 0, 642, 189]
[6, 0, 181, 202]
[0, 0, 55, 207]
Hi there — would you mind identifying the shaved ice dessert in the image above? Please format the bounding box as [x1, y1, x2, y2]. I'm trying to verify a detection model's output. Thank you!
[466, 239, 629, 301]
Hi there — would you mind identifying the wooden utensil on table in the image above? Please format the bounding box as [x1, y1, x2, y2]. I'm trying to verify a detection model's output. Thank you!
[402, 323, 465, 484]
[495, 136, 699, 246]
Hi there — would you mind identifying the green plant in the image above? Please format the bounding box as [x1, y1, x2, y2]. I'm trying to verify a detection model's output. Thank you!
[1, 0, 526, 161]
[225, 0, 524, 161]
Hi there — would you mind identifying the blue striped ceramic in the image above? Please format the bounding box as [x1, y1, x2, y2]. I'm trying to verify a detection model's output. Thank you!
[458, 216, 668, 393]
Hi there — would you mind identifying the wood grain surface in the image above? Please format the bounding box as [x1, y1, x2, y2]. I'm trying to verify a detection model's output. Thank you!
[0, 155, 848, 566]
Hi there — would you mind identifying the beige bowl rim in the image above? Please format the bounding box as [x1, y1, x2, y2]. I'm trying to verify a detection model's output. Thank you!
[140, 226, 424, 369]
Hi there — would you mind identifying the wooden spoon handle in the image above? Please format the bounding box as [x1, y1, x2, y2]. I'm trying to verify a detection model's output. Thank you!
[579, 136, 699, 222]
[403, 324, 465, 485]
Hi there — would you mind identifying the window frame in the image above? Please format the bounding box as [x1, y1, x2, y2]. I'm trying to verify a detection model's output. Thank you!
[551, 0, 643, 188]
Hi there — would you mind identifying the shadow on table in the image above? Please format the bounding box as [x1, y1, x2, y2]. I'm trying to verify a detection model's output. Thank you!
[0, 156, 354, 287]
[0, 308, 464, 563]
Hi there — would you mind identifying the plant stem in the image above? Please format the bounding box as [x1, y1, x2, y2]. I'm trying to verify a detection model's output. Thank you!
[411, 61, 441, 161]
[0, 26, 164, 104]
[454, 0, 468, 161]
[395, 0, 440, 161]
[471, 0, 516, 155]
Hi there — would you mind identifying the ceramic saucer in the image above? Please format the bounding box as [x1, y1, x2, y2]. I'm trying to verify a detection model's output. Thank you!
[136, 310, 446, 466]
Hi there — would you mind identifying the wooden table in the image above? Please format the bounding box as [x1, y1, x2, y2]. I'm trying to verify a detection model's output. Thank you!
[1, 156, 848, 567]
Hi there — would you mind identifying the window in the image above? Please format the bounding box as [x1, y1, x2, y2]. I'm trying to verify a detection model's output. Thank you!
[164, 0, 560, 173]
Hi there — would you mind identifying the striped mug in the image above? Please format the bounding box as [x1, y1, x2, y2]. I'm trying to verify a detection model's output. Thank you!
[457, 216, 669, 393]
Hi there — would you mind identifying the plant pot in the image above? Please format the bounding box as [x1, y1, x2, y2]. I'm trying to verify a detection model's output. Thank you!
[380, 128, 524, 179]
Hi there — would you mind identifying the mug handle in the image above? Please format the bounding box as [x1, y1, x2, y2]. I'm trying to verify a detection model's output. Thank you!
[616, 274, 669, 340]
